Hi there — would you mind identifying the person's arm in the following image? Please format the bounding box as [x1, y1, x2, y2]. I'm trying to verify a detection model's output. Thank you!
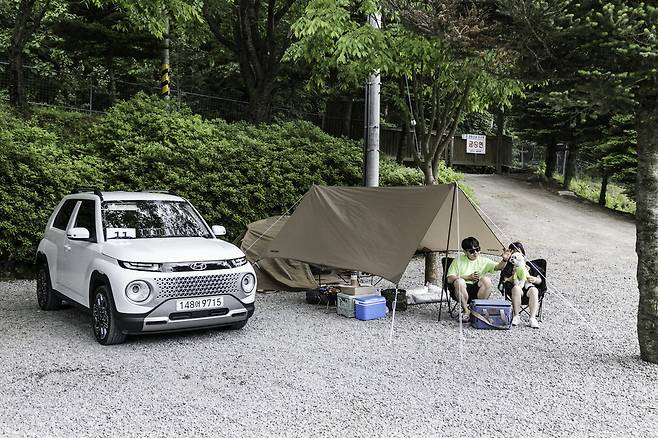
[494, 248, 512, 270]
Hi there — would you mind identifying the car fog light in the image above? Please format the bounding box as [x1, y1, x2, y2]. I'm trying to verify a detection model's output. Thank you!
[125, 280, 151, 302]
[241, 273, 256, 294]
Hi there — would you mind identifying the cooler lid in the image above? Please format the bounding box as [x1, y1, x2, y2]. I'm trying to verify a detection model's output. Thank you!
[470, 299, 511, 307]
[355, 295, 385, 304]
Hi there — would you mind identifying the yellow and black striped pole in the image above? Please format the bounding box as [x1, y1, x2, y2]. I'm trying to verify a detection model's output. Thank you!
[160, 62, 170, 99]
[160, 15, 170, 99]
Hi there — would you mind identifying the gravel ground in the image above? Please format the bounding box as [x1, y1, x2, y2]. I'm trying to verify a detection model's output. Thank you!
[1, 174, 656, 438]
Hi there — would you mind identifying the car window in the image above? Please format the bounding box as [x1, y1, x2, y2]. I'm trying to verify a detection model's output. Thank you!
[53, 200, 78, 230]
[73, 200, 97, 242]
[102, 200, 212, 239]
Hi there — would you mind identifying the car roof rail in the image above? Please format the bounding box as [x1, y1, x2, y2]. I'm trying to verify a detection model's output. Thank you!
[142, 189, 178, 196]
[73, 187, 104, 200]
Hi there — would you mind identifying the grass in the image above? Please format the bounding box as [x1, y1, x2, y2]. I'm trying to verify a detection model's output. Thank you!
[554, 175, 636, 215]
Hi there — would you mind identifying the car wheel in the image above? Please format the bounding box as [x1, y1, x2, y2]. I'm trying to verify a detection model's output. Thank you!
[36, 263, 61, 310]
[92, 285, 126, 345]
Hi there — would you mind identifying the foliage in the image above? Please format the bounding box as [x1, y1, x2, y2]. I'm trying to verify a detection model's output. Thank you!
[288, 0, 523, 183]
[580, 113, 637, 199]
[554, 175, 636, 214]
[0, 100, 105, 272]
[0, 93, 441, 271]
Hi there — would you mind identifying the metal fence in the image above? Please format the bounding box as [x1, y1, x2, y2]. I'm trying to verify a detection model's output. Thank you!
[0, 61, 324, 125]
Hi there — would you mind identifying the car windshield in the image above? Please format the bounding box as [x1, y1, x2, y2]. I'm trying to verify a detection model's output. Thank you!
[101, 200, 212, 239]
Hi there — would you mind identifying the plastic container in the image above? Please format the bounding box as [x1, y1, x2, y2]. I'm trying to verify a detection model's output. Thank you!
[354, 296, 387, 321]
[336, 292, 358, 317]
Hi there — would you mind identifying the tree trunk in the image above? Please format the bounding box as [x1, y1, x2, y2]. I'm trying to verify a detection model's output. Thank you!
[396, 119, 409, 164]
[105, 55, 116, 106]
[8, 49, 28, 116]
[425, 252, 440, 285]
[563, 144, 578, 190]
[635, 96, 658, 364]
[8, 0, 46, 117]
[495, 109, 505, 173]
[545, 137, 557, 179]
[246, 84, 274, 123]
[599, 172, 608, 207]
[423, 177, 440, 284]
[342, 98, 353, 137]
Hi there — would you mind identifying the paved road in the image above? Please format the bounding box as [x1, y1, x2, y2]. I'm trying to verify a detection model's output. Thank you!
[1, 174, 655, 438]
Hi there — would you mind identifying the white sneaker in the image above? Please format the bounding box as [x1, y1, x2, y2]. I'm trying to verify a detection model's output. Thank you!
[529, 317, 539, 329]
[512, 315, 520, 326]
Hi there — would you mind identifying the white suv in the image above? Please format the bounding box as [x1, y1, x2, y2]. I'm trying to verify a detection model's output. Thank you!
[36, 190, 257, 345]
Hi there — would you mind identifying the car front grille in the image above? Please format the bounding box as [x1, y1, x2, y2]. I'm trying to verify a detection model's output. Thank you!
[154, 273, 242, 299]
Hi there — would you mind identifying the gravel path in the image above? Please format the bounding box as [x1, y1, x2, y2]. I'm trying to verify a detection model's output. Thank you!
[1, 174, 656, 437]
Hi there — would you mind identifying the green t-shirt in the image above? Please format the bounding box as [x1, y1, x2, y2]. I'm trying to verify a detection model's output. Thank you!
[447, 254, 497, 284]
[514, 265, 529, 282]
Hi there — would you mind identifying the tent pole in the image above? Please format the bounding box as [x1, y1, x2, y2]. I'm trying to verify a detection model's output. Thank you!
[388, 285, 398, 345]
[438, 182, 458, 321]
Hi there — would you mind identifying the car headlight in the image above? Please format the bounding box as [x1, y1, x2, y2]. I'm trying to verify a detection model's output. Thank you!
[119, 261, 162, 272]
[230, 257, 248, 268]
[125, 280, 151, 302]
[240, 273, 256, 294]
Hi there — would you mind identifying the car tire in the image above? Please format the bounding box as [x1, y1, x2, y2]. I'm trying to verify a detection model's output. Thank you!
[92, 285, 126, 345]
[36, 262, 61, 310]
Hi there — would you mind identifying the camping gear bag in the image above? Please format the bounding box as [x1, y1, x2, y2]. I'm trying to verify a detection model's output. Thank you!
[355, 296, 387, 321]
[470, 299, 512, 330]
[381, 289, 407, 311]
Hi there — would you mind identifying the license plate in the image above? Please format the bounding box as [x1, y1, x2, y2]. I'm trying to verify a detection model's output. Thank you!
[175, 296, 224, 311]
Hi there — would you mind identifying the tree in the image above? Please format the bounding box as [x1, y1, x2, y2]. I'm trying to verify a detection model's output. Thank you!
[5, 0, 51, 116]
[201, 0, 306, 123]
[52, 1, 162, 104]
[498, 0, 658, 363]
[289, 0, 521, 283]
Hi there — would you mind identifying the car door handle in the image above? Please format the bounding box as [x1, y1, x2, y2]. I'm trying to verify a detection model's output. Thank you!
[64, 244, 72, 251]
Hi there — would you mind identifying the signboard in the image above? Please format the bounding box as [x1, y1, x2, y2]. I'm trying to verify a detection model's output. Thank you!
[464, 134, 486, 154]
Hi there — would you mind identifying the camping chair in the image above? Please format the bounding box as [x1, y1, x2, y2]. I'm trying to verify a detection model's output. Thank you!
[498, 258, 547, 321]
[438, 257, 461, 320]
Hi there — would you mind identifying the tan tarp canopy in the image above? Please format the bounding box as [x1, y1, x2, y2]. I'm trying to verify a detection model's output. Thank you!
[265, 184, 503, 284]
[237, 216, 318, 291]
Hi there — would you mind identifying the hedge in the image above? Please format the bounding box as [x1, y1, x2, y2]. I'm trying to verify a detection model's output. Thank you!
[0, 94, 464, 274]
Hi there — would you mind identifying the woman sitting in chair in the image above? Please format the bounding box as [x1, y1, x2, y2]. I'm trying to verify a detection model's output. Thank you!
[502, 242, 542, 329]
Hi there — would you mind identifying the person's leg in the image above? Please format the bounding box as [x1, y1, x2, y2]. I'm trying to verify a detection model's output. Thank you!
[527, 287, 540, 328]
[453, 278, 470, 315]
[527, 287, 539, 318]
[477, 277, 493, 299]
[511, 285, 522, 326]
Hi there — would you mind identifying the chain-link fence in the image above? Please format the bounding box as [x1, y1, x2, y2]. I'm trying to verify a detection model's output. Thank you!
[0, 61, 325, 125]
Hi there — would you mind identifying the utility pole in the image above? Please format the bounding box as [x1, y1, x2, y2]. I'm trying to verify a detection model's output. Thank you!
[363, 12, 381, 187]
[160, 15, 170, 100]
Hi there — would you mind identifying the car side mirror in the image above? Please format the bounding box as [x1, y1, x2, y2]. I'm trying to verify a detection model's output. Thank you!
[211, 225, 226, 237]
[67, 227, 90, 240]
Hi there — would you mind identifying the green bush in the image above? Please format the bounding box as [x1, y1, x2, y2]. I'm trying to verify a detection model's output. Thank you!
[0, 103, 104, 274]
[0, 94, 467, 273]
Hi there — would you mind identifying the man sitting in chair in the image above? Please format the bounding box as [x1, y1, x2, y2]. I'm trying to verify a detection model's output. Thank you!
[447, 236, 511, 322]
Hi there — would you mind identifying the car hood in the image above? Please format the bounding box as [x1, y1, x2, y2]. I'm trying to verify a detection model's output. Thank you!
[102, 238, 245, 263]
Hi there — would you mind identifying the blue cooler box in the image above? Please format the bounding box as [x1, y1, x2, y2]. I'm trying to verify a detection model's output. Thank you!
[470, 299, 512, 330]
[354, 296, 387, 321]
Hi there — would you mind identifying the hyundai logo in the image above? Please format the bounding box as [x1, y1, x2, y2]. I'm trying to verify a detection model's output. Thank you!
[189, 262, 207, 271]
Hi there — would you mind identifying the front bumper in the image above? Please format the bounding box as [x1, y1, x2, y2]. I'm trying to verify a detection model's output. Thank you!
[116, 296, 255, 334]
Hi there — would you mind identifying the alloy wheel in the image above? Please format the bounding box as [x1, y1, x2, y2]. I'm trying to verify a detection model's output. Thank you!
[93, 293, 109, 340]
